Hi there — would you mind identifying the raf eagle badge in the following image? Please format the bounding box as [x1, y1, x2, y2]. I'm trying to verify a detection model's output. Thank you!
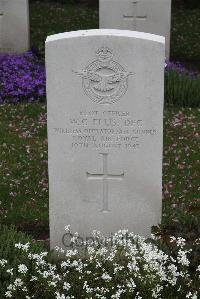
[73, 46, 133, 105]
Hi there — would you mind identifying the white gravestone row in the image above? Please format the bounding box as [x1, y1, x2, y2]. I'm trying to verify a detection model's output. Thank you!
[0, 0, 29, 53]
[46, 29, 165, 250]
[100, 0, 172, 59]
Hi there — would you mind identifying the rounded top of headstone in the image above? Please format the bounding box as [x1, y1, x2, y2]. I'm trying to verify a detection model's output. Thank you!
[46, 29, 165, 45]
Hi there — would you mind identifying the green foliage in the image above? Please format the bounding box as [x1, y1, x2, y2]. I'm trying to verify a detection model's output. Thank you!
[0, 224, 44, 259]
[183, 0, 200, 9]
[165, 71, 200, 107]
[29, 1, 200, 61]
[171, 8, 200, 60]
[0, 225, 44, 298]
[30, 1, 98, 56]
[172, 0, 200, 9]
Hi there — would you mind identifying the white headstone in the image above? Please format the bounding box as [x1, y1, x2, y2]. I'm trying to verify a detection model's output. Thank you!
[100, 0, 171, 59]
[0, 0, 29, 53]
[46, 29, 165, 250]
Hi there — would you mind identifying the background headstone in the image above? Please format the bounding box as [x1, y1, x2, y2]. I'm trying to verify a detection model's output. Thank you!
[0, 0, 29, 53]
[100, 0, 171, 59]
[46, 29, 165, 250]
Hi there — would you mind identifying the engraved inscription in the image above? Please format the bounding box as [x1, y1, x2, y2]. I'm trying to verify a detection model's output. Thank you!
[86, 153, 124, 212]
[123, 1, 147, 30]
[74, 47, 133, 105]
[53, 110, 157, 151]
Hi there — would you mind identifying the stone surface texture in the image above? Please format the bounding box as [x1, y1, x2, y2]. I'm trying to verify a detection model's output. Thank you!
[100, 0, 171, 59]
[0, 0, 29, 53]
[46, 29, 165, 250]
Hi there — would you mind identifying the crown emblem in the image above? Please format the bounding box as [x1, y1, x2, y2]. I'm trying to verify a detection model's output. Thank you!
[96, 46, 113, 63]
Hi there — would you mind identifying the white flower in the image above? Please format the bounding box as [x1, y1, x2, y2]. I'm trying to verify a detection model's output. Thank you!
[63, 282, 71, 291]
[167, 264, 179, 286]
[177, 237, 186, 248]
[127, 278, 136, 291]
[15, 242, 30, 252]
[152, 285, 163, 298]
[18, 264, 28, 274]
[4, 227, 197, 298]
[186, 292, 198, 299]
[177, 249, 190, 267]
[55, 291, 66, 299]
[42, 270, 50, 278]
[136, 292, 142, 299]
[5, 291, 12, 298]
[101, 273, 112, 281]
[83, 281, 93, 293]
[111, 288, 125, 299]
[0, 259, 7, 267]
[113, 264, 124, 274]
[127, 259, 139, 272]
[194, 238, 200, 245]
[14, 278, 23, 287]
[192, 293, 197, 299]
[30, 276, 38, 281]
[186, 291, 193, 297]
[6, 268, 13, 276]
[61, 261, 70, 269]
[48, 281, 57, 287]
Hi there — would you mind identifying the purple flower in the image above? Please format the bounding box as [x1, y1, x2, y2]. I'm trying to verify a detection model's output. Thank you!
[165, 60, 198, 78]
[0, 51, 46, 104]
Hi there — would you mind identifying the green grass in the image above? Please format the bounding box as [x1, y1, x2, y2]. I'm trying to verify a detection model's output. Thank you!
[30, 1, 200, 61]
[162, 108, 200, 240]
[0, 104, 48, 237]
[0, 104, 199, 241]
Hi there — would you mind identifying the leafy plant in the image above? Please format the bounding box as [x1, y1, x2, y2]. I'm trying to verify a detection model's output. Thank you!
[0, 225, 44, 298]
[165, 61, 200, 107]
[0, 227, 199, 298]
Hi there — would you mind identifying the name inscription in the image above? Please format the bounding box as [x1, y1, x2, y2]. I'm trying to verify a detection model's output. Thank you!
[53, 110, 157, 151]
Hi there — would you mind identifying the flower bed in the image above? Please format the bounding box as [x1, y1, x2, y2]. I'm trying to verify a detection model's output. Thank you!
[0, 225, 199, 299]
[0, 51, 45, 104]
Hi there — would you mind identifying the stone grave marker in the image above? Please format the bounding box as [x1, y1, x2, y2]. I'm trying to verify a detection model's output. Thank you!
[46, 29, 165, 250]
[100, 0, 171, 59]
[0, 0, 29, 53]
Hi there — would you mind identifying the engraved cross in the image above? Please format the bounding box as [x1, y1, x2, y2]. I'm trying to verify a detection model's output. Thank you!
[86, 153, 124, 213]
[123, 1, 147, 30]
